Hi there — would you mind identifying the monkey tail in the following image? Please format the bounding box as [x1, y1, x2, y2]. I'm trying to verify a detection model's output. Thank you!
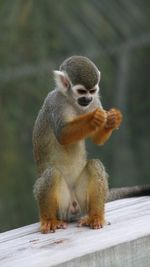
[107, 185, 150, 202]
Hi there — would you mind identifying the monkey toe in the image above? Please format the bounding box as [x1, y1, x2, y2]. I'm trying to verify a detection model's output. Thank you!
[77, 216, 90, 227]
[77, 215, 105, 230]
[41, 221, 52, 234]
[90, 220, 103, 229]
[89, 215, 105, 230]
[56, 221, 67, 229]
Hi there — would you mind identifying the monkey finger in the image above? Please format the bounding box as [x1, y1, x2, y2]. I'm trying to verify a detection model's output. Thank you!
[93, 117, 106, 125]
[115, 111, 123, 123]
[107, 112, 117, 120]
[108, 109, 123, 122]
[107, 116, 116, 123]
[116, 115, 123, 124]
[92, 113, 107, 126]
[94, 109, 107, 119]
[91, 119, 105, 128]
[114, 116, 122, 129]
[106, 111, 123, 129]
[109, 108, 118, 114]
[105, 119, 116, 128]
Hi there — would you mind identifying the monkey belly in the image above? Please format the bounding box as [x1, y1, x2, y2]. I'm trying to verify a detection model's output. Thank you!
[48, 139, 87, 183]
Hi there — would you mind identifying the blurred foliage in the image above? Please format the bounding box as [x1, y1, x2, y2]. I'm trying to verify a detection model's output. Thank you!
[0, 0, 150, 232]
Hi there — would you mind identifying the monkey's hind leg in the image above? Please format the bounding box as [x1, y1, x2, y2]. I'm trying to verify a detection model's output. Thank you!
[33, 168, 70, 233]
[76, 159, 109, 229]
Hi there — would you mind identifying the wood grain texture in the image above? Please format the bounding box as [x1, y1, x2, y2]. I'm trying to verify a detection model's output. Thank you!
[0, 197, 150, 267]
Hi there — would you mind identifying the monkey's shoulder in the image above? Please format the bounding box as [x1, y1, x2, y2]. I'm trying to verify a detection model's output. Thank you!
[44, 90, 78, 121]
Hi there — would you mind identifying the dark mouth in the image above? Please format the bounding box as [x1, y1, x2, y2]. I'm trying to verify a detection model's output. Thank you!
[78, 98, 92, 107]
[78, 102, 89, 107]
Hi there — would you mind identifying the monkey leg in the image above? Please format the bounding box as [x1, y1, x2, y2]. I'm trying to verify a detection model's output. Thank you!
[75, 159, 109, 229]
[33, 167, 70, 233]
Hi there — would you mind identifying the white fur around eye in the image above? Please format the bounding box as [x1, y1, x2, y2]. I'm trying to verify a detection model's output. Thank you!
[72, 85, 86, 97]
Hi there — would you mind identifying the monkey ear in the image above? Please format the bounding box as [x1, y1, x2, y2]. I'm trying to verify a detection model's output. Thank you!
[53, 70, 70, 93]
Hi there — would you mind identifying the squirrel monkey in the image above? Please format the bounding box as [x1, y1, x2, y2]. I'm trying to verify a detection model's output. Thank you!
[33, 56, 150, 233]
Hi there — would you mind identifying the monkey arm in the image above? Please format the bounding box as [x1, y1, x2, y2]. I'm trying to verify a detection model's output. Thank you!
[58, 109, 107, 145]
[91, 127, 113, 145]
[91, 108, 123, 145]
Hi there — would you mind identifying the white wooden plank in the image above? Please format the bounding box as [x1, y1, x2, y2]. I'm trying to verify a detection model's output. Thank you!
[0, 197, 150, 267]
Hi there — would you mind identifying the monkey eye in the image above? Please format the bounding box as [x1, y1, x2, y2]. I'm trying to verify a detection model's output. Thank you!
[77, 89, 87, 95]
[90, 89, 96, 94]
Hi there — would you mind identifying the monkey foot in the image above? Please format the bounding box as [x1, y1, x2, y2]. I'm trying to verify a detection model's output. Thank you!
[77, 215, 106, 229]
[40, 219, 67, 234]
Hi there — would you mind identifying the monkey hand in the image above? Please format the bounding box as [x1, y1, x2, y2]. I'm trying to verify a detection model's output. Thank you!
[105, 108, 122, 130]
[90, 109, 107, 130]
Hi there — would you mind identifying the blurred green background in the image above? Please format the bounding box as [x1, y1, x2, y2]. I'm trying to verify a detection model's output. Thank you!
[0, 0, 150, 232]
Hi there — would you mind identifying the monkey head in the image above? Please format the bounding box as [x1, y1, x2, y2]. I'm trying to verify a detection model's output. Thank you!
[54, 56, 101, 109]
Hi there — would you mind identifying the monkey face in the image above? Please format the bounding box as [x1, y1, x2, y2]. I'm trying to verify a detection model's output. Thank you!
[71, 84, 99, 108]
